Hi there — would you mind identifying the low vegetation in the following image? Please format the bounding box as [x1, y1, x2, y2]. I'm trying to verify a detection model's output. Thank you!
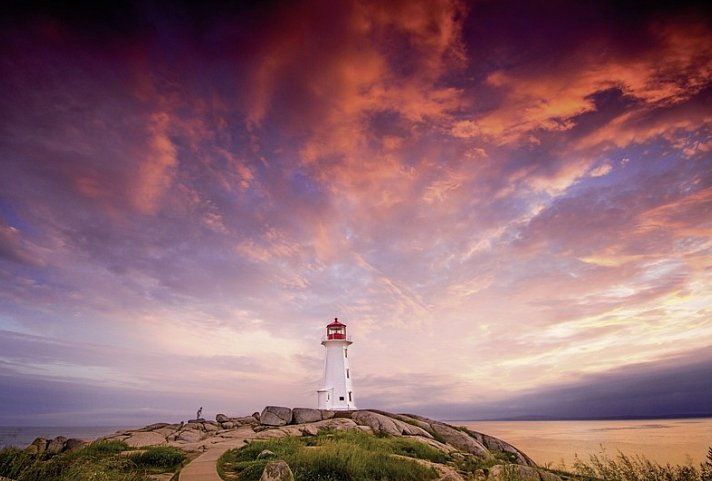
[565, 447, 712, 481]
[220, 432, 712, 481]
[0, 440, 187, 481]
[452, 449, 520, 473]
[219, 430, 444, 481]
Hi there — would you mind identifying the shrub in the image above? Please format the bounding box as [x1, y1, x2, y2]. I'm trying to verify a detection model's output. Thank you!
[0, 447, 37, 479]
[129, 446, 186, 470]
[0, 439, 186, 481]
[572, 450, 706, 481]
[84, 440, 130, 456]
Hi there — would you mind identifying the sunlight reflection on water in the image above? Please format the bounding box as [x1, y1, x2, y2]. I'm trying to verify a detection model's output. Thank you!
[456, 418, 712, 467]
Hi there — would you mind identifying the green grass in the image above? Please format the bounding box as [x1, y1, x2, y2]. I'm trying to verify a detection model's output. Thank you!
[568, 449, 712, 481]
[219, 430, 444, 481]
[0, 440, 187, 481]
[452, 449, 515, 473]
[129, 446, 186, 471]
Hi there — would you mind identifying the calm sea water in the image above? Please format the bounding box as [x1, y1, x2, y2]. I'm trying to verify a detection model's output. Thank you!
[457, 418, 712, 467]
[0, 426, 131, 449]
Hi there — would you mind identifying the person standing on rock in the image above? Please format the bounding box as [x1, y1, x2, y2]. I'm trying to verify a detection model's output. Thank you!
[197, 406, 203, 420]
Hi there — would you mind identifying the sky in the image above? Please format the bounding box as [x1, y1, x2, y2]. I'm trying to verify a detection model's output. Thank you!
[0, 0, 711, 425]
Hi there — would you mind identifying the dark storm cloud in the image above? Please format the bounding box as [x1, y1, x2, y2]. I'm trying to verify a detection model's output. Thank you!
[405, 350, 712, 420]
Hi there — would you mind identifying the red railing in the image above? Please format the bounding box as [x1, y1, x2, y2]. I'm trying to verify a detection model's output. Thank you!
[322, 333, 351, 342]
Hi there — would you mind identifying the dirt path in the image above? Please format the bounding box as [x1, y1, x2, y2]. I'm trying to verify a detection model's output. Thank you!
[178, 428, 255, 481]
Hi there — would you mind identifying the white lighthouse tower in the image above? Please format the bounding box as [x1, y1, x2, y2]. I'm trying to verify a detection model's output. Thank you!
[317, 318, 356, 410]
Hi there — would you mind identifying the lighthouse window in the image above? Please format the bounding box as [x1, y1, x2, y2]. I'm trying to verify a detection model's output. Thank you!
[348, 392, 352, 402]
[339, 396, 344, 401]
[346, 369, 350, 378]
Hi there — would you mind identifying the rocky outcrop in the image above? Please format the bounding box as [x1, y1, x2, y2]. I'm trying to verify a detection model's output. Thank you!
[260, 460, 295, 481]
[429, 423, 490, 458]
[246, 407, 534, 470]
[176, 429, 203, 443]
[292, 408, 322, 424]
[260, 406, 293, 426]
[64, 438, 88, 452]
[24, 437, 48, 455]
[462, 427, 537, 467]
[138, 423, 170, 432]
[20, 405, 538, 479]
[46, 436, 67, 455]
[125, 430, 168, 447]
[24, 436, 87, 456]
[352, 410, 431, 437]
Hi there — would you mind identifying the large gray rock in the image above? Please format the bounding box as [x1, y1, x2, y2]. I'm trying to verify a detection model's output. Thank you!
[261, 406, 292, 426]
[438, 472, 466, 481]
[260, 460, 295, 481]
[292, 408, 322, 424]
[221, 421, 235, 429]
[352, 411, 402, 435]
[319, 410, 335, 420]
[351, 411, 432, 437]
[46, 436, 67, 455]
[216, 414, 229, 423]
[394, 414, 433, 432]
[462, 427, 536, 467]
[235, 415, 260, 425]
[430, 423, 490, 458]
[176, 429, 203, 443]
[353, 411, 412, 435]
[24, 437, 48, 455]
[124, 430, 167, 447]
[300, 424, 319, 436]
[64, 438, 88, 452]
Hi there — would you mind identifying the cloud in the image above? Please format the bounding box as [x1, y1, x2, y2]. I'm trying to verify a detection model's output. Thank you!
[0, 0, 709, 424]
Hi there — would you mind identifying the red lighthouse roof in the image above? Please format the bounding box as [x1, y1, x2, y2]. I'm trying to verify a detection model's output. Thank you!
[327, 317, 346, 328]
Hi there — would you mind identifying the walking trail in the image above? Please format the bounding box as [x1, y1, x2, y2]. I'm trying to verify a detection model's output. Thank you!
[178, 427, 256, 481]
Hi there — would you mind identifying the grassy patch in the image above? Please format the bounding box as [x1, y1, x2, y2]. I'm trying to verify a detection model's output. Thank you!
[0, 440, 187, 481]
[219, 430, 443, 481]
[570, 450, 710, 481]
[129, 446, 186, 471]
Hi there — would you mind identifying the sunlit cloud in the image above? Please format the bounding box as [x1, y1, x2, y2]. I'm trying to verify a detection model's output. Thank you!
[0, 0, 710, 423]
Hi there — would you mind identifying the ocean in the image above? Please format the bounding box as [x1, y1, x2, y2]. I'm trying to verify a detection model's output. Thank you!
[457, 418, 712, 467]
[0, 426, 131, 450]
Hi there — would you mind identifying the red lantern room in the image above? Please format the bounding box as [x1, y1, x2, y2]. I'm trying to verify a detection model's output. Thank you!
[326, 318, 347, 340]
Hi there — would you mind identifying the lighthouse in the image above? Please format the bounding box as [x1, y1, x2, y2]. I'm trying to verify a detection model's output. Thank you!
[317, 318, 356, 410]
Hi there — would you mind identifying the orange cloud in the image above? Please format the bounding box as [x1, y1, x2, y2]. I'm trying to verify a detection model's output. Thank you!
[131, 113, 178, 214]
[464, 21, 712, 146]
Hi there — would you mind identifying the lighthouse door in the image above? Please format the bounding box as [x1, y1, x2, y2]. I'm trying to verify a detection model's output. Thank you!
[317, 388, 332, 409]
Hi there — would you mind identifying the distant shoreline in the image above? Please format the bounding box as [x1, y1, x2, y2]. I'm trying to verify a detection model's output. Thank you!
[3, 413, 712, 429]
[448, 413, 712, 422]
